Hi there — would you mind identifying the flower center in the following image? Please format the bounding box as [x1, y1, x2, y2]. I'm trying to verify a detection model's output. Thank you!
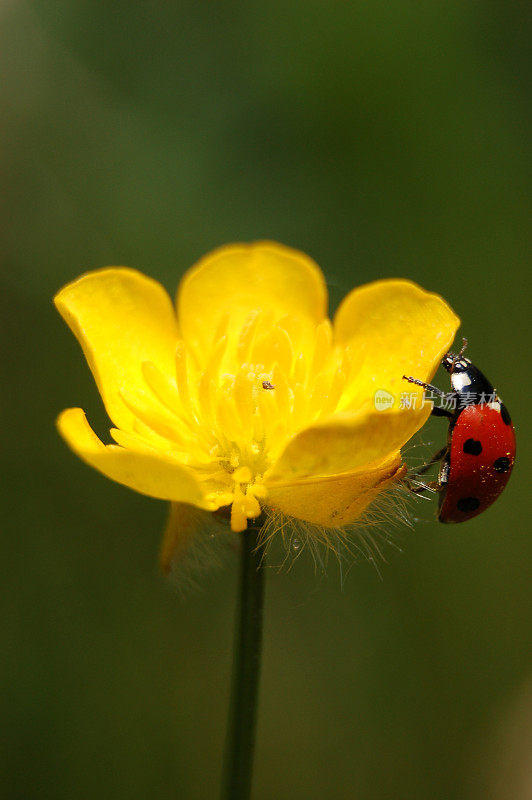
[133, 312, 354, 530]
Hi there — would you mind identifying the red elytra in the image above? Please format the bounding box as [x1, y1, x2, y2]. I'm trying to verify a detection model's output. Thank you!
[403, 343, 516, 523]
[438, 403, 515, 522]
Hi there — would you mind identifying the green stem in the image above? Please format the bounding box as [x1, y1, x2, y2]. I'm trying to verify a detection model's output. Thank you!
[221, 521, 265, 800]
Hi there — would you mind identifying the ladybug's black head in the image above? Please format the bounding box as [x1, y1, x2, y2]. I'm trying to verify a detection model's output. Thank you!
[442, 351, 495, 400]
[442, 353, 472, 375]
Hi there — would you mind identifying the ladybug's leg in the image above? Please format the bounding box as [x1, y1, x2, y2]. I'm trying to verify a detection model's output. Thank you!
[416, 446, 447, 477]
[404, 445, 447, 495]
[431, 406, 454, 419]
[402, 375, 444, 395]
[402, 375, 457, 417]
[409, 480, 441, 496]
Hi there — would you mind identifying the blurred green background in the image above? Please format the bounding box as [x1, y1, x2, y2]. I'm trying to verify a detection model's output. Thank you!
[2, 1, 531, 798]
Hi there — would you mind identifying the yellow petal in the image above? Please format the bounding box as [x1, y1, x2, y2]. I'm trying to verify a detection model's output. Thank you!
[57, 408, 207, 506]
[160, 502, 204, 573]
[267, 458, 406, 527]
[334, 279, 460, 406]
[267, 407, 430, 481]
[176, 241, 328, 360]
[54, 268, 179, 431]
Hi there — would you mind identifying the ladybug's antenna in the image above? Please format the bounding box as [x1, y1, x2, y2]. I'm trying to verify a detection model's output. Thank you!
[450, 337, 468, 373]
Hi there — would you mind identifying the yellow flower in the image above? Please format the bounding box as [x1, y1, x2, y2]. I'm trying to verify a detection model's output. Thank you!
[55, 242, 459, 569]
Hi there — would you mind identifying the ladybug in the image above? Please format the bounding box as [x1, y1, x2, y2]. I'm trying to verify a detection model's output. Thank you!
[403, 340, 516, 523]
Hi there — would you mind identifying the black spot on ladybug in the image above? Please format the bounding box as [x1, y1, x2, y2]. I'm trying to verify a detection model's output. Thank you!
[493, 456, 510, 473]
[500, 404, 512, 426]
[463, 438, 482, 456]
[457, 497, 480, 513]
